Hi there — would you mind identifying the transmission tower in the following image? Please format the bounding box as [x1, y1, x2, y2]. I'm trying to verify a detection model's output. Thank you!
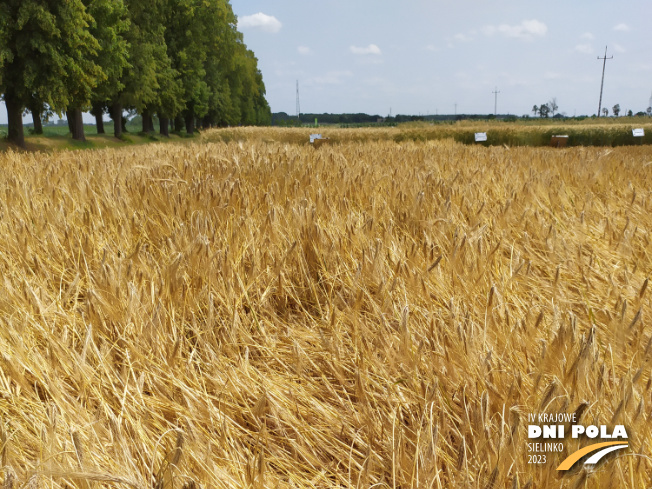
[296, 80, 300, 119]
[597, 46, 613, 117]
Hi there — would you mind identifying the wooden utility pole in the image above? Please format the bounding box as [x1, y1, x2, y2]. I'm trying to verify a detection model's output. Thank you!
[597, 46, 613, 118]
[492, 87, 500, 116]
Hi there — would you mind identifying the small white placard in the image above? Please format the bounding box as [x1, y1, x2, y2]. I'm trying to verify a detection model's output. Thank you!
[310, 134, 322, 143]
[633, 128, 645, 137]
[475, 132, 487, 142]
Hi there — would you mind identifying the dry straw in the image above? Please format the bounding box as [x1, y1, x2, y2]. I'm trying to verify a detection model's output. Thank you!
[0, 128, 650, 488]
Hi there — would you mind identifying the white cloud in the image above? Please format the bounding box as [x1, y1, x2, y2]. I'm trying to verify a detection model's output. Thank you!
[297, 46, 312, 55]
[350, 44, 382, 55]
[238, 13, 282, 33]
[453, 33, 474, 42]
[613, 23, 630, 32]
[308, 71, 353, 85]
[424, 44, 440, 52]
[574, 43, 594, 54]
[632, 63, 652, 73]
[484, 19, 547, 40]
[580, 32, 594, 40]
[613, 43, 626, 53]
[363, 77, 388, 86]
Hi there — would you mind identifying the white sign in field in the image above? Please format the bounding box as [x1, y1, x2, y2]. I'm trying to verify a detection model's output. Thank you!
[475, 132, 487, 142]
[633, 128, 645, 137]
[310, 134, 322, 143]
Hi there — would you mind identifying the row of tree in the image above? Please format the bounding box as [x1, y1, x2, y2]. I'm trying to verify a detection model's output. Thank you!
[533, 99, 652, 118]
[273, 112, 386, 126]
[0, 0, 271, 147]
[531, 99, 560, 118]
[600, 104, 652, 117]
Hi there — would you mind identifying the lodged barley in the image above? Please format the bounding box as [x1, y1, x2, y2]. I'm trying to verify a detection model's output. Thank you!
[0, 128, 649, 488]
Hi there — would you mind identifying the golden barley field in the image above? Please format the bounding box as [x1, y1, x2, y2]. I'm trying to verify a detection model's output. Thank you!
[0, 127, 651, 489]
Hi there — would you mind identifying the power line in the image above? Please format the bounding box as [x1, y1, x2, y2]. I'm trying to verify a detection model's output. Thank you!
[597, 46, 613, 117]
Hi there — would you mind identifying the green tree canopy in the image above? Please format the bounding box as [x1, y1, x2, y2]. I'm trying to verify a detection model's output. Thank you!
[0, 0, 270, 145]
[163, 0, 211, 134]
[87, 0, 131, 134]
[0, 0, 103, 146]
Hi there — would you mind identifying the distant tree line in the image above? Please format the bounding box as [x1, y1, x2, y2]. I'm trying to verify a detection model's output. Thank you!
[0, 0, 271, 147]
[531, 99, 560, 118]
[272, 112, 513, 126]
[605, 104, 650, 118]
[273, 112, 384, 126]
[532, 98, 652, 119]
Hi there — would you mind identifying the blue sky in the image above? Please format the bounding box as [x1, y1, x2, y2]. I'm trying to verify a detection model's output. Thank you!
[231, 0, 652, 117]
[2, 1, 651, 124]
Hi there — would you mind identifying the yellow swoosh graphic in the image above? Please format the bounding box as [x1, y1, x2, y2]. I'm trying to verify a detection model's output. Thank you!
[556, 441, 628, 470]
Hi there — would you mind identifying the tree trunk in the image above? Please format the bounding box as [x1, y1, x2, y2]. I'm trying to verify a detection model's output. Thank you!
[174, 115, 184, 133]
[69, 108, 86, 141]
[5, 92, 25, 148]
[185, 112, 194, 135]
[92, 103, 105, 134]
[67, 111, 74, 134]
[111, 102, 123, 138]
[95, 112, 105, 134]
[122, 116, 128, 133]
[31, 108, 43, 135]
[142, 109, 154, 133]
[159, 117, 170, 137]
